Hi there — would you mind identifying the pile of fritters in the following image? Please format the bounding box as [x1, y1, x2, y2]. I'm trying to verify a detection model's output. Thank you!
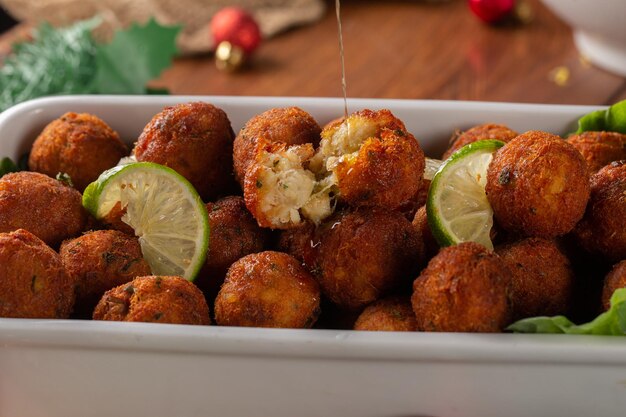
[1, 101, 625, 333]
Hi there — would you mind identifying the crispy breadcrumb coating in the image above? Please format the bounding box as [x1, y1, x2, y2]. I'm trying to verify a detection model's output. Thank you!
[0, 229, 75, 318]
[486, 131, 590, 238]
[93, 275, 210, 325]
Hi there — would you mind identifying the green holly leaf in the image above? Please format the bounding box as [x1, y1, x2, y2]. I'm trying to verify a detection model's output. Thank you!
[92, 18, 181, 94]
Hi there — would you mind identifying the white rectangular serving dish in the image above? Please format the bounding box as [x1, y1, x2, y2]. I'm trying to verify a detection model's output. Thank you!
[0, 95, 621, 417]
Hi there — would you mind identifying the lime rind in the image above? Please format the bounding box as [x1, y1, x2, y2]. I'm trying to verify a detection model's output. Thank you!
[426, 140, 505, 251]
[82, 162, 209, 281]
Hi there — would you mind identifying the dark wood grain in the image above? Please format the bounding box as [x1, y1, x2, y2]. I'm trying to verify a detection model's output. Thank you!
[153, 0, 625, 105]
[0, 0, 623, 105]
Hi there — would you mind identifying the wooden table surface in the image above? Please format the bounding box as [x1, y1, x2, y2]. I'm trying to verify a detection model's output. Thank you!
[154, 0, 626, 106]
[0, 0, 623, 105]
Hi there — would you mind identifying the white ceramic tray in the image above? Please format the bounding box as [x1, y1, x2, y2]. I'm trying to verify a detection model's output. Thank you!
[0, 96, 621, 417]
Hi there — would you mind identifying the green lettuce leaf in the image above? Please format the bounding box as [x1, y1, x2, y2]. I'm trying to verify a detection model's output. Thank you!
[576, 99, 626, 134]
[507, 288, 626, 335]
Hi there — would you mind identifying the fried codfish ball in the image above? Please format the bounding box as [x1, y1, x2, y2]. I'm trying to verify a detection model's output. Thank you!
[567, 131, 626, 173]
[194, 196, 267, 299]
[398, 178, 431, 221]
[242, 109, 424, 229]
[214, 251, 321, 328]
[313, 208, 423, 310]
[573, 161, 626, 262]
[0, 229, 74, 318]
[442, 123, 518, 160]
[243, 142, 323, 229]
[134, 102, 236, 201]
[601, 261, 626, 311]
[485, 131, 590, 238]
[233, 107, 321, 185]
[412, 205, 439, 262]
[97, 201, 135, 235]
[411, 242, 510, 332]
[93, 275, 210, 325]
[312, 109, 425, 210]
[354, 296, 417, 332]
[60, 230, 152, 314]
[28, 112, 129, 191]
[276, 220, 318, 266]
[496, 238, 574, 320]
[0, 171, 87, 247]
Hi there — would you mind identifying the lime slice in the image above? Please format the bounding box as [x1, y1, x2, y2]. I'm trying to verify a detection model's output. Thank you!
[426, 140, 505, 251]
[424, 157, 443, 181]
[83, 162, 209, 281]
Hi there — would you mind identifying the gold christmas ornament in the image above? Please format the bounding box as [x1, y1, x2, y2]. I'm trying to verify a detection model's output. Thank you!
[215, 41, 246, 71]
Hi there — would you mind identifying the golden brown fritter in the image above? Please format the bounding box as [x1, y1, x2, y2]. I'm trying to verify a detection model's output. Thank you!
[60, 230, 152, 314]
[0, 171, 88, 247]
[93, 275, 210, 325]
[567, 131, 626, 173]
[97, 201, 135, 235]
[398, 178, 431, 221]
[194, 196, 267, 300]
[233, 107, 321, 186]
[601, 260, 626, 311]
[486, 131, 590, 238]
[133, 102, 237, 201]
[496, 237, 574, 320]
[28, 112, 129, 192]
[354, 296, 417, 332]
[312, 208, 424, 311]
[242, 109, 425, 229]
[243, 142, 323, 229]
[276, 220, 318, 266]
[411, 205, 440, 262]
[442, 123, 518, 160]
[214, 251, 321, 328]
[411, 242, 510, 332]
[573, 161, 626, 262]
[0, 229, 74, 318]
[313, 109, 425, 210]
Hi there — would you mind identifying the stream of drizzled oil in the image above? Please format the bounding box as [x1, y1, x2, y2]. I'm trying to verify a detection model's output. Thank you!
[336, 0, 348, 120]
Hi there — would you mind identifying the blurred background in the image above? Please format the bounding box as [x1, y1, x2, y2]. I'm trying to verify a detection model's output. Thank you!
[0, 0, 624, 106]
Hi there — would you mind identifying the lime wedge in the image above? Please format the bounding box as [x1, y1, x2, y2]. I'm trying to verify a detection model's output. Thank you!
[426, 140, 505, 251]
[83, 162, 209, 281]
[424, 157, 443, 181]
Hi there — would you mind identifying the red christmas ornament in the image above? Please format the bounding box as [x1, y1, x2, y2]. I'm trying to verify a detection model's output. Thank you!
[210, 7, 261, 55]
[468, 0, 516, 23]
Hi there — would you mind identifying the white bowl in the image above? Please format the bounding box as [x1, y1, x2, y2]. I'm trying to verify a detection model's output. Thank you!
[0, 95, 621, 417]
[541, 0, 626, 76]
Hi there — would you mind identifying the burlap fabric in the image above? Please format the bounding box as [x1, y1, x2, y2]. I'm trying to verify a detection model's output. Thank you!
[0, 0, 326, 55]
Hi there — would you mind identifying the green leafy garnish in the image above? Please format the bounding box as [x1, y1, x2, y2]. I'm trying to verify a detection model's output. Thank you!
[576, 99, 626, 134]
[507, 288, 626, 335]
[0, 18, 180, 112]
[56, 172, 74, 187]
[0, 157, 18, 177]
